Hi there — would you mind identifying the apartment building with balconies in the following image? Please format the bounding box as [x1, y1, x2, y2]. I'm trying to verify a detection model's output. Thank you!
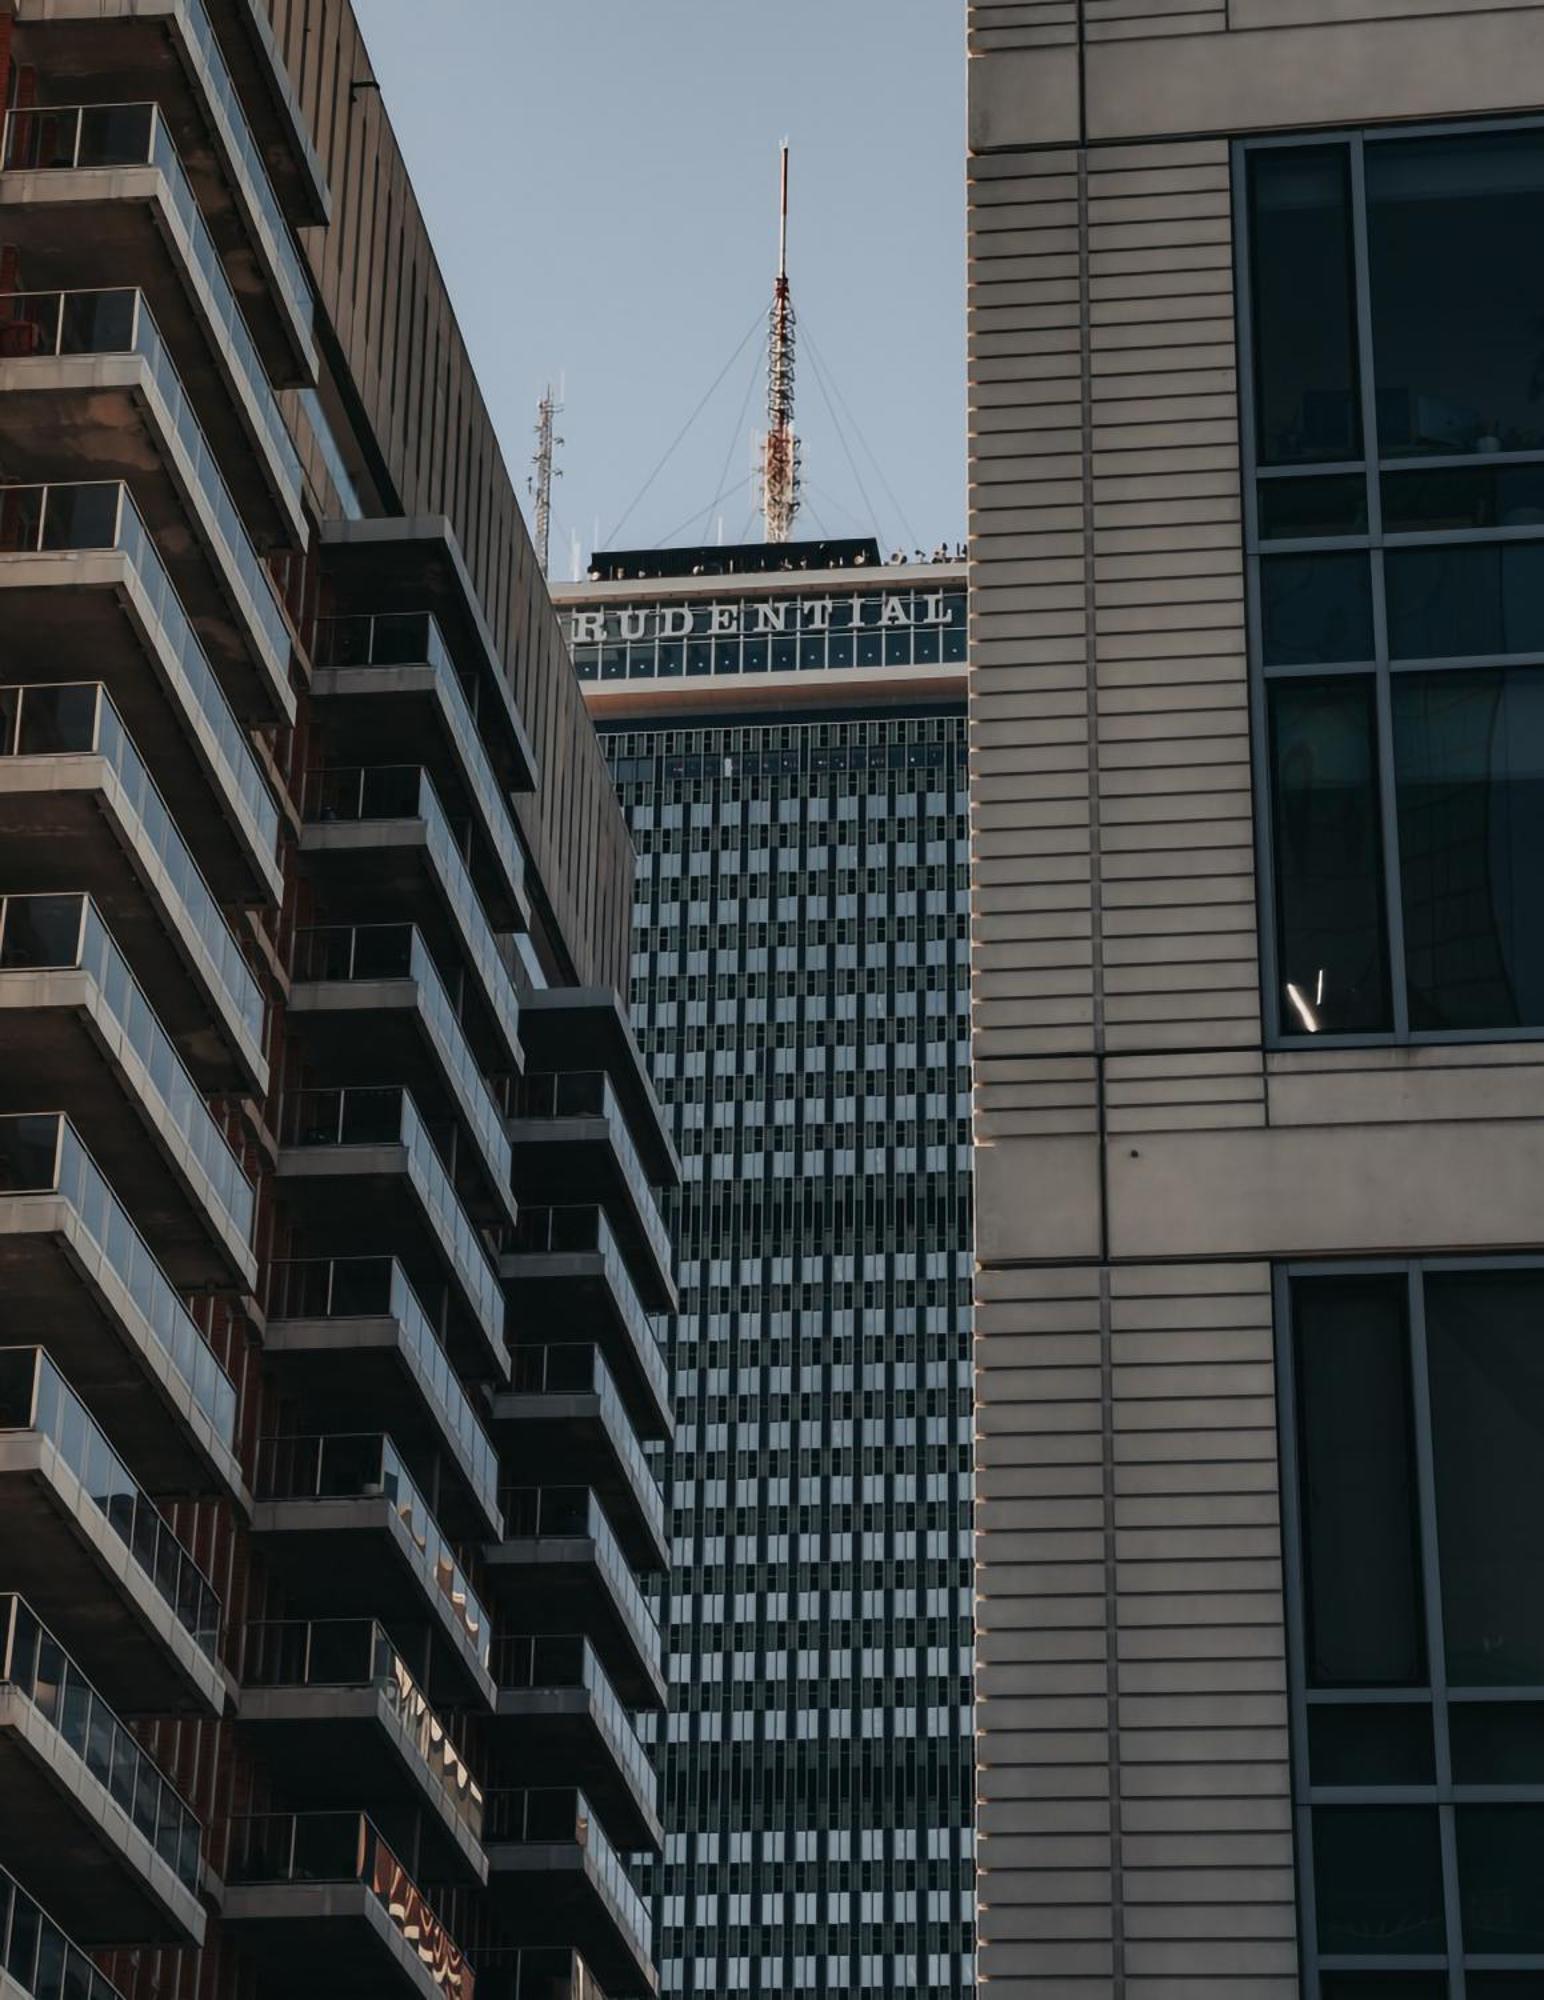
[0, 7, 671, 2000]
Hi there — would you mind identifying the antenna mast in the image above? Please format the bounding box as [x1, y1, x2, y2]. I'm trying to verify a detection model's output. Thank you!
[530, 385, 563, 576]
[762, 144, 801, 543]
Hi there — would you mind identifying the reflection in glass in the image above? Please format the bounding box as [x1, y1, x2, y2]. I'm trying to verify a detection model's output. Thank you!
[1258, 473, 1368, 541]
[1449, 1700, 1544, 1783]
[1248, 146, 1361, 464]
[1383, 462, 1544, 533]
[1457, 1806, 1544, 1953]
[1313, 1807, 1445, 1955]
[1386, 540, 1544, 659]
[1261, 553, 1374, 666]
[1269, 678, 1391, 1035]
[1307, 1703, 1433, 1785]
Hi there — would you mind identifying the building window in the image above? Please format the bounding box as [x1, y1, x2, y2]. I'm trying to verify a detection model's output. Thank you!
[1239, 121, 1544, 1042]
[1279, 1264, 1544, 1989]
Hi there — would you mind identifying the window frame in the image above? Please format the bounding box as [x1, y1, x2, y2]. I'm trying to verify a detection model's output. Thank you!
[1235, 116, 1544, 1050]
[1276, 1257, 1544, 1992]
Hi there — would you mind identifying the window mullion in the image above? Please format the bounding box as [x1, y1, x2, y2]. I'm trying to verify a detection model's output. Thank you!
[1273, 1269, 1321, 2000]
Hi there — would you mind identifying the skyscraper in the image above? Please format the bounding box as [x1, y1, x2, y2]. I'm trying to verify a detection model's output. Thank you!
[554, 539, 975, 2000]
[0, 6, 668, 2000]
[969, 6, 1544, 1993]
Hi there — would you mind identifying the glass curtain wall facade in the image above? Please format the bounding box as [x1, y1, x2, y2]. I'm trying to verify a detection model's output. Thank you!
[564, 561, 975, 2000]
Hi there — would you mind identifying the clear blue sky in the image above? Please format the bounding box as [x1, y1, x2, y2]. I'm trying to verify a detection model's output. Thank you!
[353, 0, 965, 575]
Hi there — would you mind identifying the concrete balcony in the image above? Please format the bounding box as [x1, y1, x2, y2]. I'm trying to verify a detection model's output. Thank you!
[0, 1112, 242, 1499]
[252, 1433, 495, 1712]
[0, 894, 255, 1288]
[0, 1860, 145, 2000]
[0, 291, 296, 711]
[0, 103, 306, 534]
[199, 0, 330, 226]
[239, 1619, 486, 1888]
[221, 1812, 474, 2000]
[492, 1348, 667, 1574]
[0, 1595, 206, 1943]
[519, 987, 679, 1191]
[290, 924, 514, 1234]
[493, 1636, 660, 1856]
[0, 680, 268, 1091]
[502, 1207, 672, 1445]
[0, 1346, 225, 1714]
[321, 516, 540, 797]
[265, 1257, 501, 1541]
[0, 479, 285, 897]
[314, 613, 533, 927]
[509, 1073, 676, 1313]
[300, 766, 523, 1080]
[276, 1085, 508, 1384]
[486, 1489, 664, 1713]
[484, 1790, 657, 1999]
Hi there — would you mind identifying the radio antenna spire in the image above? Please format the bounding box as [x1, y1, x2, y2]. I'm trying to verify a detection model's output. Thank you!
[530, 383, 564, 576]
[761, 143, 801, 543]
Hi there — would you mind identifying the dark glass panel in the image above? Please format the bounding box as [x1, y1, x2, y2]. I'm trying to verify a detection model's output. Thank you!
[1384, 464, 1544, 532]
[1450, 1701, 1544, 1782]
[1385, 541, 1544, 660]
[1261, 553, 1374, 665]
[1308, 1702, 1434, 1784]
[1313, 1807, 1445, 1954]
[1320, 1982, 1448, 2000]
[1468, 1979, 1544, 1997]
[1258, 473, 1369, 541]
[1248, 146, 1362, 464]
[1458, 1806, 1544, 1952]
[1268, 678, 1392, 1035]
[1369, 129, 1544, 457]
[1293, 1275, 1424, 1685]
[1426, 1272, 1544, 1684]
[1393, 668, 1544, 1030]
[0, 895, 84, 971]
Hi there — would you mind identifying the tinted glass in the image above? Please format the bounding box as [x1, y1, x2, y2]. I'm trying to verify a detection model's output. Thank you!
[1249, 147, 1362, 464]
[1269, 678, 1392, 1035]
[1258, 474, 1369, 541]
[1369, 129, 1544, 456]
[1313, 1807, 1445, 1954]
[1320, 1982, 1447, 2000]
[1308, 1702, 1434, 1784]
[1450, 1701, 1544, 1782]
[1294, 1275, 1424, 1685]
[1383, 463, 1544, 532]
[1261, 553, 1374, 665]
[1385, 541, 1544, 659]
[1426, 1272, 1544, 1683]
[1458, 1806, 1544, 1951]
[1393, 669, 1544, 1030]
[1468, 1980, 1544, 1998]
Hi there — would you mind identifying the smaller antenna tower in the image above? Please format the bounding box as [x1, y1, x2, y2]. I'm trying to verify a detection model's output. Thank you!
[762, 145, 801, 543]
[530, 385, 563, 576]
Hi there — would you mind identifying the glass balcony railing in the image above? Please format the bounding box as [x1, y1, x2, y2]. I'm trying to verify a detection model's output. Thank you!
[0, 681, 265, 1050]
[278, 1086, 504, 1353]
[292, 924, 511, 1191]
[483, 1789, 650, 1960]
[513, 1072, 673, 1281]
[493, 1633, 656, 1821]
[0, 1861, 127, 2000]
[265, 1257, 498, 1519]
[0, 483, 283, 840]
[315, 614, 528, 905]
[243, 1619, 484, 1841]
[0, 1594, 202, 1886]
[255, 1433, 490, 1671]
[0, 290, 292, 672]
[0, 1346, 222, 1658]
[0, 894, 255, 1247]
[223, 1813, 472, 2000]
[498, 1488, 659, 1669]
[509, 1205, 669, 1420]
[509, 1346, 664, 1547]
[0, 104, 303, 502]
[0, 1113, 237, 1447]
[301, 766, 523, 1066]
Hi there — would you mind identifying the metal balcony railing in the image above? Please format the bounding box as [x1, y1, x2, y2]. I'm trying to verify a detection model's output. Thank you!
[0, 1111, 237, 1445]
[508, 1346, 664, 1546]
[483, 1788, 650, 1961]
[509, 1204, 669, 1417]
[0, 680, 265, 1046]
[512, 1072, 673, 1281]
[493, 1633, 656, 1820]
[0, 1346, 222, 1658]
[498, 1487, 659, 1669]
[0, 1860, 126, 2000]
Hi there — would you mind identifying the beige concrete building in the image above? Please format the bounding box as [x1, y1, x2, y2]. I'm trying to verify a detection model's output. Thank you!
[969, 7, 1544, 1994]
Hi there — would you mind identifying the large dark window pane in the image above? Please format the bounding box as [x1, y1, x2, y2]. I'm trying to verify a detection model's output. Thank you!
[1386, 541, 1544, 660]
[1393, 669, 1544, 1030]
[1269, 678, 1392, 1035]
[1369, 129, 1544, 456]
[1313, 1807, 1445, 1954]
[1321, 1982, 1447, 2000]
[1384, 463, 1544, 532]
[1259, 473, 1369, 541]
[1293, 1275, 1425, 1686]
[1261, 553, 1374, 666]
[1308, 1702, 1434, 1785]
[1426, 1272, 1544, 1684]
[1458, 1806, 1544, 1952]
[1468, 1980, 1544, 1998]
[1450, 1700, 1544, 1781]
[1248, 146, 1362, 465]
